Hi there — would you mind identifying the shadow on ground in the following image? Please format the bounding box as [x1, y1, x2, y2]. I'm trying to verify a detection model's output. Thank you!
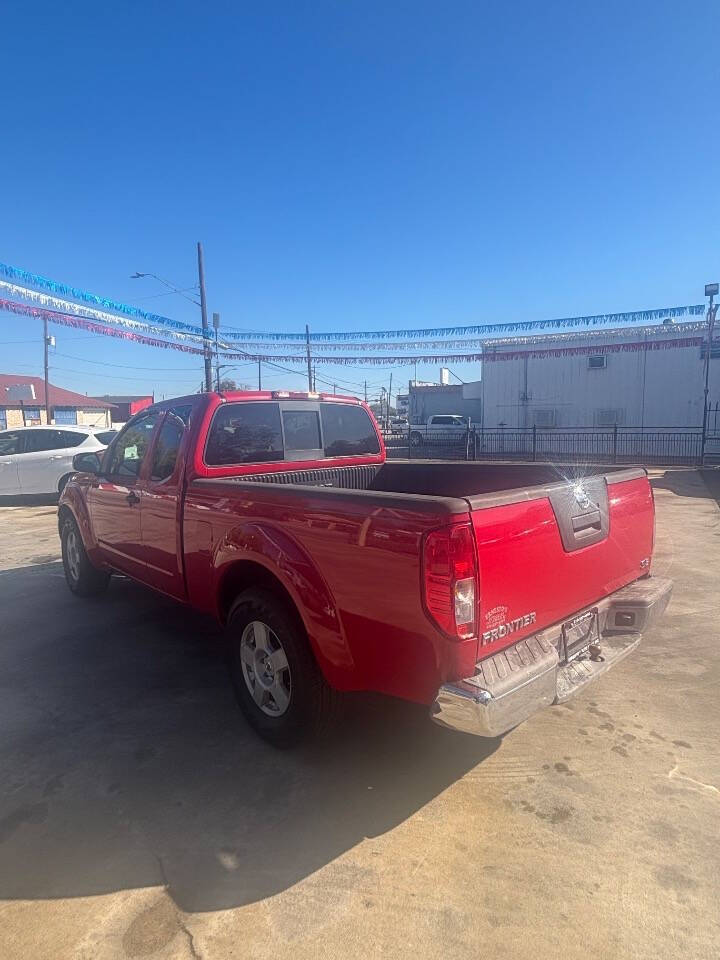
[0, 563, 495, 913]
[0, 494, 60, 507]
[650, 468, 720, 506]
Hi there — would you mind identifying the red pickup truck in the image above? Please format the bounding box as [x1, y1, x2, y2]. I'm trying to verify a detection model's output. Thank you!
[59, 390, 672, 746]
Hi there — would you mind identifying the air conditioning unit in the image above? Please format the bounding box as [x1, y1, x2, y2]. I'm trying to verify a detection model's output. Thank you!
[587, 355, 607, 369]
[595, 409, 624, 426]
[533, 409, 556, 428]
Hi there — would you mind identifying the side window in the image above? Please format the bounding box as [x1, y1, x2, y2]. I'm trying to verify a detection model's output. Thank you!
[320, 403, 381, 457]
[58, 431, 88, 448]
[169, 403, 193, 426]
[150, 416, 184, 482]
[23, 430, 60, 453]
[205, 402, 283, 465]
[106, 414, 161, 478]
[282, 409, 321, 451]
[0, 431, 23, 455]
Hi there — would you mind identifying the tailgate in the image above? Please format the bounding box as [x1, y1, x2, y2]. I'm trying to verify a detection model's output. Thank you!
[469, 469, 655, 659]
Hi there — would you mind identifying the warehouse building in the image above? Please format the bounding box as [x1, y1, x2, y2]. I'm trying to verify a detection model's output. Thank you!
[408, 380, 483, 424]
[479, 323, 718, 430]
[0, 374, 114, 429]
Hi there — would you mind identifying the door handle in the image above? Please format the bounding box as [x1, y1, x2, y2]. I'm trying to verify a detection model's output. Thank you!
[0, 461, 13, 466]
[49, 456, 65, 461]
[126, 490, 140, 506]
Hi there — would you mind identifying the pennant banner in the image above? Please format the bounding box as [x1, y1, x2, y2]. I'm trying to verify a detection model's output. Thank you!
[1, 296, 706, 366]
[222, 321, 708, 352]
[221, 305, 707, 341]
[221, 336, 705, 365]
[0, 261, 707, 347]
[0, 279, 221, 346]
[0, 261, 208, 338]
[0, 298, 207, 355]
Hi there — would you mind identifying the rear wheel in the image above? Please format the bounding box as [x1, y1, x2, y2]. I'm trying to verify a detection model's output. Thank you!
[226, 588, 340, 747]
[61, 515, 110, 597]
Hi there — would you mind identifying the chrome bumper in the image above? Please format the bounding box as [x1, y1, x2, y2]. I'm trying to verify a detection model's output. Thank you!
[431, 576, 673, 738]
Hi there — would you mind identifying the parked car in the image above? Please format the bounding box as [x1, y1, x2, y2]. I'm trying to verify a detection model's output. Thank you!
[409, 414, 469, 446]
[389, 417, 408, 435]
[0, 425, 112, 496]
[59, 390, 672, 747]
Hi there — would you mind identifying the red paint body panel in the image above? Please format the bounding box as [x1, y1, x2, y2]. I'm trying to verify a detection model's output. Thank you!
[471, 477, 655, 659]
[182, 481, 477, 699]
[60, 390, 658, 708]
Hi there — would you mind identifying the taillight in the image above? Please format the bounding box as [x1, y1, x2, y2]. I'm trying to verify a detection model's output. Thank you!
[423, 524, 478, 638]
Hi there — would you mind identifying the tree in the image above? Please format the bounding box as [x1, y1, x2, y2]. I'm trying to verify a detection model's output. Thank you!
[219, 378, 237, 391]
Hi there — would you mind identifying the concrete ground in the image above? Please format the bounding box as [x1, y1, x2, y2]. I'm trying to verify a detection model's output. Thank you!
[0, 470, 718, 960]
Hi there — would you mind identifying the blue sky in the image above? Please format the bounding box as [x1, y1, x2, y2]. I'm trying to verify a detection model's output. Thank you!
[1, 1, 718, 404]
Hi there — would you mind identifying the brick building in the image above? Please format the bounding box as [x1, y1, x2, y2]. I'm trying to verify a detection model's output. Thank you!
[0, 374, 114, 430]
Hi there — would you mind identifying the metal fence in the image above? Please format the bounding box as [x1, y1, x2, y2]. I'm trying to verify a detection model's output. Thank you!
[384, 425, 719, 465]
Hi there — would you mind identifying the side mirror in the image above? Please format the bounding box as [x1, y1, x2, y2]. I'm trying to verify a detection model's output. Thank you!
[72, 451, 103, 474]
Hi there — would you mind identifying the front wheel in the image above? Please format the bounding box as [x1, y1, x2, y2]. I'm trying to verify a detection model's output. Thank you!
[61, 515, 110, 597]
[226, 588, 340, 747]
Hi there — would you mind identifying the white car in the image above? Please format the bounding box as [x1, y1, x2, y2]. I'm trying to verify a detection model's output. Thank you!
[0, 425, 116, 496]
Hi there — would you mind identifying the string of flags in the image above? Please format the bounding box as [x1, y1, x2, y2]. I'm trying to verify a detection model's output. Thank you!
[0, 259, 711, 368]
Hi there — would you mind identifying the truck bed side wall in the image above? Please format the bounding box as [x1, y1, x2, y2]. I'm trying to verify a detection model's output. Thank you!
[183, 482, 477, 701]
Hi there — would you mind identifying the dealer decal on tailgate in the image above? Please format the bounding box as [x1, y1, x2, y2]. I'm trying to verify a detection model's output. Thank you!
[482, 609, 537, 644]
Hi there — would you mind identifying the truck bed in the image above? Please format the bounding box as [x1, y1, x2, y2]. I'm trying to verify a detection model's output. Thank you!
[191, 460, 654, 697]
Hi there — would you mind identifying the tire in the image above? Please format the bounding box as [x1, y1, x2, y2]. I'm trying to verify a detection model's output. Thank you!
[409, 431, 422, 447]
[58, 473, 72, 494]
[61, 515, 110, 597]
[226, 588, 340, 748]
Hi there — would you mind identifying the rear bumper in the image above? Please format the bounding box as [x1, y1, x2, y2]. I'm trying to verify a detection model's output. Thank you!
[431, 576, 673, 738]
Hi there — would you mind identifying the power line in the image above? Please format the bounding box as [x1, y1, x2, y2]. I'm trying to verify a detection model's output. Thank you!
[49, 365, 203, 384]
[54, 351, 253, 372]
[132, 285, 199, 302]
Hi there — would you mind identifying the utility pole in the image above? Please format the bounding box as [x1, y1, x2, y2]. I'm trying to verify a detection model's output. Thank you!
[305, 325, 313, 391]
[258, 359, 262, 390]
[702, 282, 718, 463]
[387, 372, 393, 431]
[43, 315, 51, 424]
[197, 242, 212, 392]
[312, 363, 316, 392]
[364, 380, 367, 403]
[333, 383, 337, 395]
[213, 312, 221, 391]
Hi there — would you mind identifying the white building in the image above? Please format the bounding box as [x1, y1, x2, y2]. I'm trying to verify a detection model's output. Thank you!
[479, 323, 718, 430]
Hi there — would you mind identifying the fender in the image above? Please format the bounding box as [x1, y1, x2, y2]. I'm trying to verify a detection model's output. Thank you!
[58, 478, 107, 568]
[213, 521, 355, 689]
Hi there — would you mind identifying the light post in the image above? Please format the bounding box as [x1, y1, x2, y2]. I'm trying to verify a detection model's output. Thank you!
[702, 282, 718, 463]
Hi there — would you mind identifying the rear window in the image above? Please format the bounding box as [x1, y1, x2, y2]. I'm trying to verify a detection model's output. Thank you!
[95, 430, 117, 445]
[206, 402, 283, 465]
[320, 403, 380, 457]
[282, 409, 321, 451]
